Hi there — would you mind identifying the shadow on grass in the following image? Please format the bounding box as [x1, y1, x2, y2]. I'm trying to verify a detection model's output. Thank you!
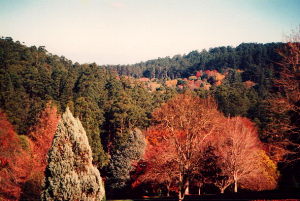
[108, 189, 300, 201]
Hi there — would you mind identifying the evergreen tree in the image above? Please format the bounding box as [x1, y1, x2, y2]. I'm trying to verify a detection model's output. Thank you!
[74, 97, 108, 168]
[105, 128, 146, 193]
[41, 108, 105, 201]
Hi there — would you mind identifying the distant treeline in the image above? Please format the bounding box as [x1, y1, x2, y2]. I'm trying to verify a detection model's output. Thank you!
[106, 42, 283, 80]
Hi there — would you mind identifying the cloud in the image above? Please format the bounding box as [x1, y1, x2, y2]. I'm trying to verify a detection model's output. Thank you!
[111, 1, 125, 8]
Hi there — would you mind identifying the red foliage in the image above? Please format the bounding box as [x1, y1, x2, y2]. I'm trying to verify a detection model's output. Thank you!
[264, 41, 300, 163]
[20, 104, 60, 200]
[204, 70, 218, 77]
[0, 104, 60, 200]
[195, 71, 202, 78]
[138, 94, 223, 199]
[0, 112, 19, 162]
[194, 80, 202, 88]
[215, 80, 222, 86]
[133, 129, 179, 196]
[29, 104, 60, 172]
[243, 80, 256, 88]
[215, 117, 267, 193]
[0, 111, 32, 200]
[139, 77, 150, 82]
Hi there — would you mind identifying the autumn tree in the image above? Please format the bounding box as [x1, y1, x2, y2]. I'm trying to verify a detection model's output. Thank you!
[41, 108, 105, 201]
[134, 129, 179, 197]
[264, 39, 300, 147]
[196, 145, 221, 195]
[21, 103, 60, 200]
[215, 117, 277, 193]
[239, 150, 278, 191]
[263, 27, 300, 187]
[146, 93, 222, 199]
[0, 111, 32, 200]
[29, 104, 60, 170]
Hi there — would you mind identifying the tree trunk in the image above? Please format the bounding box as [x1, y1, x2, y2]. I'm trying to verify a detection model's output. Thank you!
[179, 172, 183, 200]
[184, 179, 189, 195]
[166, 183, 170, 197]
[179, 191, 183, 200]
[234, 179, 238, 193]
[234, 172, 238, 193]
[198, 186, 201, 195]
[220, 188, 225, 194]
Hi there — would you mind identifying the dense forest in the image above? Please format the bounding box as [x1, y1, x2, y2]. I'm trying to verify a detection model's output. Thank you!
[0, 37, 299, 200]
[107, 42, 282, 80]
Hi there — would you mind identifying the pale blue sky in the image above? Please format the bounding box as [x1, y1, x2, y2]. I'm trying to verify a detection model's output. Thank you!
[1, 0, 299, 64]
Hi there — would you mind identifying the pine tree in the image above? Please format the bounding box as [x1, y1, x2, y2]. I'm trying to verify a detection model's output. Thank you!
[106, 128, 146, 192]
[41, 107, 105, 201]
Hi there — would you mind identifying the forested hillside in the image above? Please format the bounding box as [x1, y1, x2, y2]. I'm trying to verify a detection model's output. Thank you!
[108, 42, 288, 134]
[0, 37, 299, 200]
[0, 37, 176, 200]
[107, 43, 282, 80]
[0, 37, 283, 144]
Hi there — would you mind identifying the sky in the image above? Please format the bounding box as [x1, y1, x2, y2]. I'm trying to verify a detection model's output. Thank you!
[1, 0, 299, 65]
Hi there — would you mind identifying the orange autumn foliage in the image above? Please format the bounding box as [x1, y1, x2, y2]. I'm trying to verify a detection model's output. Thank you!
[215, 117, 277, 193]
[140, 94, 223, 199]
[165, 79, 178, 88]
[21, 104, 60, 200]
[0, 104, 60, 200]
[29, 104, 60, 173]
[0, 111, 32, 201]
[265, 40, 300, 162]
[133, 129, 179, 195]
[243, 80, 256, 88]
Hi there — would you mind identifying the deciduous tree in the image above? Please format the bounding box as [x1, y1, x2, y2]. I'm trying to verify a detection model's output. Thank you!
[0, 111, 32, 200]
[239, 150, 278, 191]
[21, 103, 60, 200]
[134, 129, 179, 197]
[215, 117, 275, 193]
[146, 93, 222, 199]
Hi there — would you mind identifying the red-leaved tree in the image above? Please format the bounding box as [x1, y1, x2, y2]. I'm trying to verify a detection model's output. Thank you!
[264, 28, 300, 163]
[29, 103, 60, 171]
[0, 111, 32, 201]
[215, 117, 277, 193]
[21, 103, 60, 200]
[134, 129, 180, 196]
[141, 93, 222, 200]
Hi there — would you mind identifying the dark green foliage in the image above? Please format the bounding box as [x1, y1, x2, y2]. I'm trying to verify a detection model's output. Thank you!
[214, 83, 254, 117]
[200, 146, 222, 185]
[74, 97, 108, 168]
[102, 75, 163, 150]
[105, 128, 145, 192]
[0, 37, 73, 134]
[106, 43, 283, 81]
[0, 38, 157, 170]
[72, 64, 109, 168]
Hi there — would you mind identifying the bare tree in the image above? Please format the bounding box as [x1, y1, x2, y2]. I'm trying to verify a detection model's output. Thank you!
[215, 117, 265, 193]
[266, 27, 300, 163]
